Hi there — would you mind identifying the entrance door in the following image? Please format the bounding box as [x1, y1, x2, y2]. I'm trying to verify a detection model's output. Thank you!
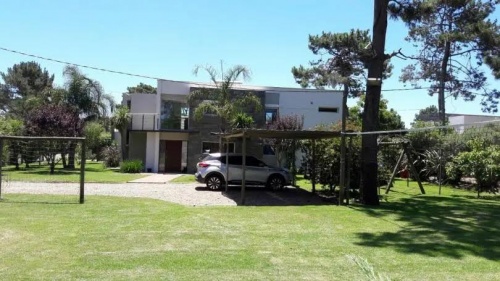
[165, 140, 182, 172]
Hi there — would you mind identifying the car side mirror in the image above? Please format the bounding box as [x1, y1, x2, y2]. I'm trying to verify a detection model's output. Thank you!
[258, 162, 266, 167]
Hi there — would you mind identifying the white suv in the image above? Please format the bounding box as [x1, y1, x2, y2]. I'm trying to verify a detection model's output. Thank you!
[194, 153, 292, 190]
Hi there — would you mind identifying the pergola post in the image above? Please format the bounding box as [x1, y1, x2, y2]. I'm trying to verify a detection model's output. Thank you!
[240, 133, 247, 205]
[0, 138, 3, 200]
[311, 139, 316, 194]
[225, 137, 229, 193]
[346, 136, 354, 205]
[79, 139, 86, 204]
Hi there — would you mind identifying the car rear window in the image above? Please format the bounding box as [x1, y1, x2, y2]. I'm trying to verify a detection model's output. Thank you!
[201, 155, 220, 162]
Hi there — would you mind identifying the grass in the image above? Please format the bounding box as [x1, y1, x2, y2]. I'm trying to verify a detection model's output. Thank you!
[169, 174, 197, 183]
[2, 161, 146, 183]
[0, 180, 498, 280]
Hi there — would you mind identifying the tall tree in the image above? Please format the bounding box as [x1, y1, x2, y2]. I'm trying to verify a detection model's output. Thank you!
[63, 65, 115, 120]
[390, 0, 500, 125]
[111, 105, 130, 161]
[0, 61, 54, 117]
[413, 105, 440, 124]
[126, 82, 157, 94]
[187, 64, 263, 134]
[291, 29, 394, 204]
[360, 0, 393, 205]
[24, 104, 83, 174]
[349, 94, 405, 130]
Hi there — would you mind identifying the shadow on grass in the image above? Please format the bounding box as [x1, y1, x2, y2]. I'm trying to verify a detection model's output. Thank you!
[196, 185, 333, 206]
[351, 194, 500, 261]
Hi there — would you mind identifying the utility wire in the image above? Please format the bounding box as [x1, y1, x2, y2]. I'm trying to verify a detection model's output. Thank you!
[0, 46, 435, 92]
[0, 46, 164, 80]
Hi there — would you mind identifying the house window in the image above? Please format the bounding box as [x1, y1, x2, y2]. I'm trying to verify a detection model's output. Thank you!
[160, 100, 189, 130]
[265, 108, 279, 124]
[318, 107, 338, 113]
[126, 100, 131, 110]
[202, 142, 235, 153]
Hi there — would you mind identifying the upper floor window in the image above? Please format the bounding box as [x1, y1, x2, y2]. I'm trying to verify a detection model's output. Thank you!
[318, 107, 338, 113]
[265, 108, 279, 125]
[160, 100, 189, 130]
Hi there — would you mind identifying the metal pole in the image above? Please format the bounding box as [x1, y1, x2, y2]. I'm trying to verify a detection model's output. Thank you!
[79, 140, 86, 204]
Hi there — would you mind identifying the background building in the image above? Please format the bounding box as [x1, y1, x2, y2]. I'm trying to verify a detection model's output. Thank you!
[121, 79, 343, 173]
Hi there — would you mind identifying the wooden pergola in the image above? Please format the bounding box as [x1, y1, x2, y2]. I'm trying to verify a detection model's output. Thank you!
[216, 129, 341, 205]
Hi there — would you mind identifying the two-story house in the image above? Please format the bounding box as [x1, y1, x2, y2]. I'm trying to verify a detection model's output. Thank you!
[121, 79, 343, 173]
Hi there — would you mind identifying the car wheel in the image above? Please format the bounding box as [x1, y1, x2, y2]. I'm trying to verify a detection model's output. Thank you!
[206, 174, 223, 190]
[267, 175, 284, 191]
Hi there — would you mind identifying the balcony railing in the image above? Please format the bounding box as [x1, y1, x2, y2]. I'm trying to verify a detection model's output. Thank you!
[128, 113, 189, 131]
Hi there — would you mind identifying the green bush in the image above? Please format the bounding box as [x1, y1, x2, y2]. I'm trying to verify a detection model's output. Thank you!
[120, 160, 144, 173]
[102, 145, 121, 168]
[450, 140, 500, 196]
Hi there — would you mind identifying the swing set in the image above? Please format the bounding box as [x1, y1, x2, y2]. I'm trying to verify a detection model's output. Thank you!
[378, 137, 426, 195]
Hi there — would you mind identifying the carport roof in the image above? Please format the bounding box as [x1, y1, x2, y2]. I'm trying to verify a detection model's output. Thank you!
[213, 129, 341, 139]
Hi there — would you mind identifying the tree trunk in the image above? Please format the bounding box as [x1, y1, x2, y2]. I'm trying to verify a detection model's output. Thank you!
[438, 41, 451, 126]
[67, 141, 77, 169]
[360, 0, 389, 206]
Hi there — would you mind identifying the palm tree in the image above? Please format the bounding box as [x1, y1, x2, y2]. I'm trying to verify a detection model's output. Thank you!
[187, 64, 262, 134]
[111, 105, 130, 161]
[63, 65, 115, 120]
[62, 66, 116, 168]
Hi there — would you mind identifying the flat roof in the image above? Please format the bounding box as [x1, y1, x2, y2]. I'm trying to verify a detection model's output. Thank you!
[158, 79, 342, 94]
[214, 129, 341, 140]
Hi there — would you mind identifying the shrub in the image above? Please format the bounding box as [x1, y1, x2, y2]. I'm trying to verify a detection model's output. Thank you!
[102, 145, 121, 168]
[120, 160, 144, 173]
[451, 140, 500, 197]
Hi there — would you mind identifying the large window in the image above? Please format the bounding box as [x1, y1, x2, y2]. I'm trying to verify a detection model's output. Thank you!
[202, 142, 235, 153]
[160, 100, 189, 130]
[265, 108, 279, 125]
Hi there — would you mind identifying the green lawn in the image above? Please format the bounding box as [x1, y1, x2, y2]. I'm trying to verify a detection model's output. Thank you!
[169, 174, 197, 183]
[0, 181, 498, 280]
[2, 162, 146, 183]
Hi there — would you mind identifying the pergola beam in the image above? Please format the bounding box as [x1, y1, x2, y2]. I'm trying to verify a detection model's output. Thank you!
[214, 129, 342, 206]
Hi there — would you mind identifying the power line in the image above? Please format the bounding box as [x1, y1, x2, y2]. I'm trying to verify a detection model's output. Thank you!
[0, 46, 434, 92]
[0, 46, 163, 81]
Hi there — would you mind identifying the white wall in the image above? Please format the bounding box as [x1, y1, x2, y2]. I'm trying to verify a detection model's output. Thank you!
[145, 132, 160, 172]
[158, 80, 193, 95]
[449, 115, 499, 133]
[129, 94, 157, 114]
[276, 91, 343, 129]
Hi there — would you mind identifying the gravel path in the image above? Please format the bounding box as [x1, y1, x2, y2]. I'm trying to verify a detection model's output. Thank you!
[2, 181, 238, 206]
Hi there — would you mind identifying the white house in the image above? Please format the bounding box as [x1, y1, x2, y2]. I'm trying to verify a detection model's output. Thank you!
[122, 79, 343, 173]
[447, 113, 500, 133]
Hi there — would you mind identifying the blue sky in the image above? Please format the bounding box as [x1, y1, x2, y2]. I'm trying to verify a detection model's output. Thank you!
[1, 0, 499, 126]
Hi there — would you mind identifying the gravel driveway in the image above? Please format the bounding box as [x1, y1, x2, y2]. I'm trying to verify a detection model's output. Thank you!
[2, 181, 238, 206]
